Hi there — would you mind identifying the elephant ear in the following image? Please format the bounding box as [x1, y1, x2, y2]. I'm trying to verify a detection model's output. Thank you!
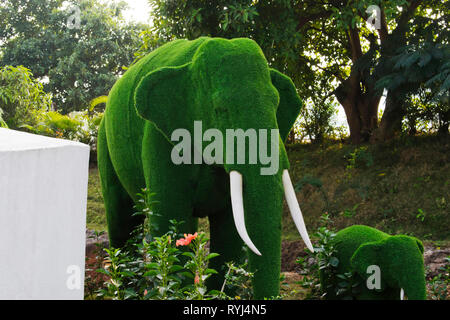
[412, 237, 424, 254]
[270, 68, 303, 142]
[350, 241, 381, 277]
[134, 63, 192, 139]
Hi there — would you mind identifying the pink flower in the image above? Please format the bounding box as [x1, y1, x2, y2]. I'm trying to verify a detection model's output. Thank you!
[194, 273, 200, 285]
[175, 232, 198, 247]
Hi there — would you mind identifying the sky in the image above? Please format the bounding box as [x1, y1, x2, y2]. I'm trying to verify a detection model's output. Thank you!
[122, 0, 151, 24]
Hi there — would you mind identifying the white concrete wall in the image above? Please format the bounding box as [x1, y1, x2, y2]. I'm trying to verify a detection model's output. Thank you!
[0, 128, 90, 299]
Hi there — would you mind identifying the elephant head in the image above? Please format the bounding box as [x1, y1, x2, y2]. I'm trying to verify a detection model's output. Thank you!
[351, 235, 426, 300]
[133, 37, 313, 298]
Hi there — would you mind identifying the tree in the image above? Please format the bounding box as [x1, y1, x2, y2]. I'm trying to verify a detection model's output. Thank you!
[295, 98, 341, 143]
[0, 65, 52, 128]
[0, 0, 145, 113]
[372, 15, 450, 138]
[144, 0, 448, 143]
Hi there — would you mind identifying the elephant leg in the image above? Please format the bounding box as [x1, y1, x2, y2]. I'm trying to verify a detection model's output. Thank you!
[148, 185, 198, 237]
[97, 120, 143, 248]
[207, 208, 245, 293]
[143, 126, 198, 237]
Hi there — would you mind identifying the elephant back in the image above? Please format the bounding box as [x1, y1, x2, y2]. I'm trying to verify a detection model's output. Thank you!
[333, 225, 389, 273]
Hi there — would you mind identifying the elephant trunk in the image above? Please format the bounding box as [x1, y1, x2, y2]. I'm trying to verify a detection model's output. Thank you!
[398, 265, 427, 300]
[230, 167, 284, 299]
[227, 167, 313, 298]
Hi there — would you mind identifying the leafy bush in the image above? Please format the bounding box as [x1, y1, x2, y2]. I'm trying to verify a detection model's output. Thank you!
[93, 190, 253, 300]
[21, 110, 103, 152]
[296, 213, 362, 299]
[293, 99, 347, 143]
[0, 65, 52, 128]
[427, 257, 449, 300]
[345, 146, 374, 170]
[0, 108, 7, 128]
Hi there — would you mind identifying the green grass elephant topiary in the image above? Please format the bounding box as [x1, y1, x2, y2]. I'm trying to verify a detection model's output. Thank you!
[97, 37, 314, 299]
[321, 225, 426, 300]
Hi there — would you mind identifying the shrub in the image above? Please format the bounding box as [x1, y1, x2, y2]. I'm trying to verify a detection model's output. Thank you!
[345, 146, 374, 170]
[293, 99, 346, 143]
[0, 65, 52, 128]
[93, 190, 253, 300]
[296, 214, 362, 300]
[21, 110, 103, 152]
[0, 108, 7, 128]
[427, 257, 449, 300]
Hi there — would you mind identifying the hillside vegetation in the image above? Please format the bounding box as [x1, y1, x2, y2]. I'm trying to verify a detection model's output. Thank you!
[284, 134, 449, 241]
[87, 134, 449, 241]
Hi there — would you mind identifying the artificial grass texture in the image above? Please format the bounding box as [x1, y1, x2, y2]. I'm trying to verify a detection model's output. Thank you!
[98, 37, 303, 299]
[323, 225, 426, 300]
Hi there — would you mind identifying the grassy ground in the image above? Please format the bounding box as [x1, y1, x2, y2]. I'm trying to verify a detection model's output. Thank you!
[86, 167, 107, 231]
[86, 134, 449, 242]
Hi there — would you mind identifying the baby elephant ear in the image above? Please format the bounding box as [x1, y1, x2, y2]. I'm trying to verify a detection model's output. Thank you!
[413, 237, 424, 254]
[350, 241, 381, 277]
[270, 68, 303, 143]
[134, 63, 191, 138]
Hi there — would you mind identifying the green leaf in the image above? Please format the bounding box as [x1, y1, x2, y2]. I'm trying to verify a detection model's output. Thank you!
[144, 270, 159, 277]
[169, 265, 184, 273]
[89, 95, 108, 112]
[204, 268, 218, 275]
[182, 252, 196, 259]
[206, 253, 220, 260]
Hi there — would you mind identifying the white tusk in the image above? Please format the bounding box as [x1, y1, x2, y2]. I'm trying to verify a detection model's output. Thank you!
[282, 170, 314, 252]
[400, 288, 404, 300]
[229, 171, 262, 256]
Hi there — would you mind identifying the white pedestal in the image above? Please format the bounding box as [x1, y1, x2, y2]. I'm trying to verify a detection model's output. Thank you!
[0, 128, 90, 299]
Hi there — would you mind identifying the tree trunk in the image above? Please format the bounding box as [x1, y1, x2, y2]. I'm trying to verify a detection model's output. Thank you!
[371, 90, 405, 142]
[333, 27, 381, 145]
[287, 129, 296, 143]
[335, 77, 380, 144]
[438, 109, 450, 135]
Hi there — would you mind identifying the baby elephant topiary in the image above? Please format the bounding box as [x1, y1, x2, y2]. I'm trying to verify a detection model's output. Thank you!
[321, 225, 426, 300]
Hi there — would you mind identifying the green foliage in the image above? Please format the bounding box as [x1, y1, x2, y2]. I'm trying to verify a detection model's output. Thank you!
[132, 188, 161, 236]
[0, 65, 52, 128]
[296, 214, 362, 300]
[95, 191, 253, 300]
[149, 0, 258, 41]
[0, 0, 144, 113]
[89, 96, 108, 112]
[144, 0, 448, 142]
[97, 222, 217, 299]
[0, 108, 7, 128]
[84, 230, 107, 299]
[427, 256, 450, 300]
[21, 109, 103, 151]
[416, 208, 426, 222]
[376, 42, 450, 134]
[341, 204, 360, 219]
[221, 261, 254, 300]
[345, 146, 374, 170]
[294, 99, 344, 143]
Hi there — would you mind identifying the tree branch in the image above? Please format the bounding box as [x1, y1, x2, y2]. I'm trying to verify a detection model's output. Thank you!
[348, 27, 363, 63]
